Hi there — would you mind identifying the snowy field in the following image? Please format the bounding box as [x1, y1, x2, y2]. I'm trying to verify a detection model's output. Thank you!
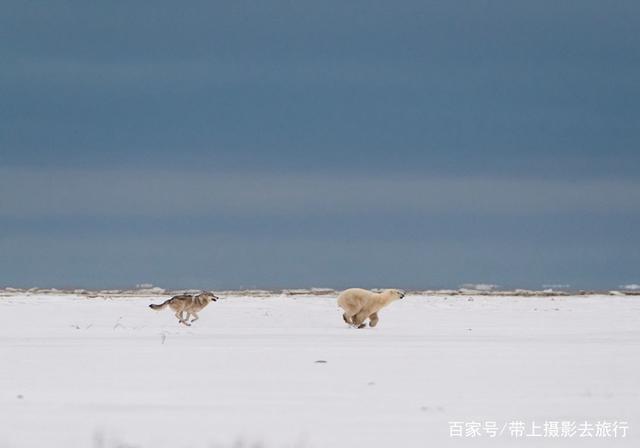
[0, 293, 638, 448]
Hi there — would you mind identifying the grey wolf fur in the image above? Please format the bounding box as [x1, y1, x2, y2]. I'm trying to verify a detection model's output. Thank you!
[338, 288, 405, 328]
[149, 292, 219, 326]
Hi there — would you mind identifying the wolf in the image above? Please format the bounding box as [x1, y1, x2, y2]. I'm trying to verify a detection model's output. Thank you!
[338, 288, 405, 328]
[149, 292, 219, 326]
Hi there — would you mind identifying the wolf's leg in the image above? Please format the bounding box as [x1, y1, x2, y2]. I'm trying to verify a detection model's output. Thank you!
[368, 312, 379, 327]
[190, 312, 199, 323]
[176, 311, 190, 326]
[352, 311, 369, 329]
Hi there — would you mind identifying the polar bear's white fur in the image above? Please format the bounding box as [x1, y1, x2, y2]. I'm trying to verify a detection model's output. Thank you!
[338, 288, 405, 328]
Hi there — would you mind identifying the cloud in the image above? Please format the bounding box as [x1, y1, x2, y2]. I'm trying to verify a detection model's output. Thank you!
[2, 167, 640, 219]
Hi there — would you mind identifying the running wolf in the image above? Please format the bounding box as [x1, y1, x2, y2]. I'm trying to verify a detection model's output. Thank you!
[149, 292, 219, 326]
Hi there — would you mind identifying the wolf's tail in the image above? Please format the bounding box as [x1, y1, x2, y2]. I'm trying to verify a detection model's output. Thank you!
[149, 300, 170, 310]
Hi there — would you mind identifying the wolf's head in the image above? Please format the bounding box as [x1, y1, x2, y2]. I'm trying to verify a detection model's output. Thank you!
[197, 291, 219, 302]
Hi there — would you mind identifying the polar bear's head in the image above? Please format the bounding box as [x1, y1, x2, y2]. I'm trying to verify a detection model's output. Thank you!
[383, 289, 405, 300]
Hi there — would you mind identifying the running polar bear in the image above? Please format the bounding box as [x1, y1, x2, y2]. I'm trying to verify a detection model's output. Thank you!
[338, 288, 405, 328]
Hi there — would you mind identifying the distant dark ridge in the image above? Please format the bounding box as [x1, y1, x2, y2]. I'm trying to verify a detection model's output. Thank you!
[1, 286, 639, 297]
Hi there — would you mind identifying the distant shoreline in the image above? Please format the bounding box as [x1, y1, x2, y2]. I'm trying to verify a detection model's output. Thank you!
[1, 286, 639, 298]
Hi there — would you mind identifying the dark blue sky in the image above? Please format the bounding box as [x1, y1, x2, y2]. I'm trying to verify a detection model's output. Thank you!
[1, 1, 639, 290]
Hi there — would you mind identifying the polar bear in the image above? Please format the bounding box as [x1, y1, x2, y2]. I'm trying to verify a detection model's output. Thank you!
[338, 288, 405, 328]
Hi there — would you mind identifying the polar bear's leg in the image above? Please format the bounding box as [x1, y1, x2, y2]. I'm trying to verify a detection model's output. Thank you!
[352, 310, 369, 328]
[342, 313, 353, 324]
[369, 312, 379, 327]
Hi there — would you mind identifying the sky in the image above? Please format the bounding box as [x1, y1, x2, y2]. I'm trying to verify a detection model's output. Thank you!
[1, 1, 639, 290]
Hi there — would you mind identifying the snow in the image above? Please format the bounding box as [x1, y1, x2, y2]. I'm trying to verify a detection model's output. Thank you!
[460, 283, 498, 291]
[1, 293, 639, 447]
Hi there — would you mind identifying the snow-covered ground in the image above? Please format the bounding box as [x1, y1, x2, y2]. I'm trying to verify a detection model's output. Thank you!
[1, 293, 638, 447]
